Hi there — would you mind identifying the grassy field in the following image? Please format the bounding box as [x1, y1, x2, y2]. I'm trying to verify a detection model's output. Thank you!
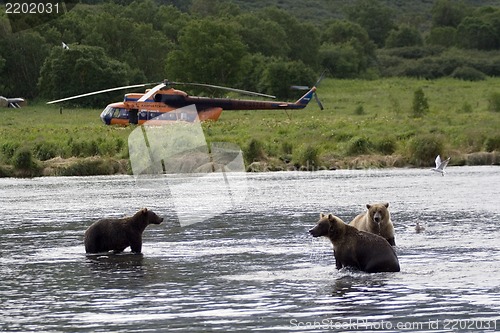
[1, 77, 499, 176]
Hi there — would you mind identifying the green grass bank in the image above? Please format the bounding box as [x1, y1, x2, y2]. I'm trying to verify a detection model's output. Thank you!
[1, 77, 499, 177]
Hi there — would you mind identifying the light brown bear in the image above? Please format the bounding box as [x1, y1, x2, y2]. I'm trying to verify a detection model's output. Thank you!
[349, 202, 395, 246]
[84, 208, 163, 254]
[309, 213, 400, 273]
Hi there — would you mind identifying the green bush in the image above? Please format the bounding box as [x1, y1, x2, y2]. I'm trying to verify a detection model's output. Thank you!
[33, 141, 60, 161]
[39, 45, 136, 108]
[402, 58, 445, 79]
[70, 140, 100, 157]
[378, 47, 500, 79]
[484, 136, 500, 152]
[450, 66, 486, 81]
[1, 141, 20, 161]
[346, 136, 373, 156]
[11, 146, 41, 176]
[59, 158, 116, 176]
[354, 104, 365, 115]
[376, 137, 397, 155]
[0, 165, 11, 177]
[293, 144, 320, 170]
[412, 88, 429, 117]
[385, 25, 423, 48]
[426, 27, 457, 47]
[282, 141, 293, 155]
[407, 134, 444, 166]
[258, 59, 316, 99]
[244, 138, 265, 163]
[97, 138, 123, 157]
[12, 147, 35, 170]
[488, 92, 500, 112]
[380, 46, 445, 60]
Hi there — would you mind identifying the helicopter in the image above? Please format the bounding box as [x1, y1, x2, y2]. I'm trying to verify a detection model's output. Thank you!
[47, 76, 324, 125]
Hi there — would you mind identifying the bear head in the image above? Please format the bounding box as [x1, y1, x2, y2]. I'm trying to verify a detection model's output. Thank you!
[309, 213, 345, 239]
[366, 202, 389, 224]
[139, 208, 164, 225]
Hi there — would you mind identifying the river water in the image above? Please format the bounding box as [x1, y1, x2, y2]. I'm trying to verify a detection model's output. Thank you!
[1, 166, 499, 332]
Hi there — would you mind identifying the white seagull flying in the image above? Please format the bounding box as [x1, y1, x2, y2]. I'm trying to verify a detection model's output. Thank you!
[431, 155, 450, 176]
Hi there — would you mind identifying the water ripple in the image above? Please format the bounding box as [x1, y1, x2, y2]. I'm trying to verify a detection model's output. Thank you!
[1, 167, 499, 332]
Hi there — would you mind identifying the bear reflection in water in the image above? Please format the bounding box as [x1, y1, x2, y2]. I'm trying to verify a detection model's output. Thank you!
[84, 208, 163, 254]
[309, 213, 400, 273]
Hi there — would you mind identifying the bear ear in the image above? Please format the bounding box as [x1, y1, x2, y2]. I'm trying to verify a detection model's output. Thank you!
[366, 204, 371, 209]
[384, 202, 389, 208]
[141, 208, 148, 214]
[328, 214, 337, 231]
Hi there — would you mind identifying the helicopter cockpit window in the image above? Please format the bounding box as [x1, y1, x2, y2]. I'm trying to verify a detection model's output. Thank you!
[103, 106, 113, 116]
[111, 108, 128, 119]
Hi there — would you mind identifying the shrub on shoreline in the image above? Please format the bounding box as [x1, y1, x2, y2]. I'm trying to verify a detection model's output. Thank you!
[293, 144, 320, 170]
[244, 139, 266, 164]
[407, 134, 444, 166]
[346, 136, 373, 156]
[12, 147, 42, 177]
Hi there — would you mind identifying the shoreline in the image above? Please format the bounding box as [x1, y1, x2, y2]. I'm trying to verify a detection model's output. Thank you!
[1, 151, 498, 178]
[2, 78, 500, 179]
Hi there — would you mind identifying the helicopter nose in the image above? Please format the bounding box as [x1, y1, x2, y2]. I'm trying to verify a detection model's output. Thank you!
[100, 109, 111, 125]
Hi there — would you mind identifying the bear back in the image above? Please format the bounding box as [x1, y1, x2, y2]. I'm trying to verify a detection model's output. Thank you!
[84, 208, 163, 254]
[309, 213, 400, 273]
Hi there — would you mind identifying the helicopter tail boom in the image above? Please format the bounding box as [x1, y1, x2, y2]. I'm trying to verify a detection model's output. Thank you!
[294, 86, 317, 107]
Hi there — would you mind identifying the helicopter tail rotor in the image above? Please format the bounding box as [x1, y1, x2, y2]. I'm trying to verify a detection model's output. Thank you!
[290, 87, 323, 110]
[314, 70, 327, 87]
[314, 92, 324, 111]
[290, 70, 327, 111]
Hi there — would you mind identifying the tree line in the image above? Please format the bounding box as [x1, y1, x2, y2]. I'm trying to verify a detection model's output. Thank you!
[0, 0, 499, 106]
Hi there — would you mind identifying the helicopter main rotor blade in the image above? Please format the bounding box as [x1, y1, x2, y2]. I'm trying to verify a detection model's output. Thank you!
[170, 81, 276, 99]
[46, 83, 156, 104]
[290, 85, 310, 90]
[138, 82, 166, 102]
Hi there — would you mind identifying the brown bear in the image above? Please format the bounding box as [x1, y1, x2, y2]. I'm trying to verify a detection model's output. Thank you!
[84, 208, 163, 254]
[309, 213, 400, 273]
[349, 202, 396, 246]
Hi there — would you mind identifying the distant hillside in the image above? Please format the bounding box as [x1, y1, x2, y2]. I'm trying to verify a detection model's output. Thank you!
[232, 0, 500, 24]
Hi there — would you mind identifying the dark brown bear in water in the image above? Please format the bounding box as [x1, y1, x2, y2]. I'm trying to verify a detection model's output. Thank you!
[84, 208, 163, 254]
[349, 202, 396, 246]
[309, 213, 400, 273]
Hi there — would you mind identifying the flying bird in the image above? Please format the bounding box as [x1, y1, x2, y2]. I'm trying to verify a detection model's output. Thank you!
[62, 42, 69, 50]
[431, 155, 450, 176]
